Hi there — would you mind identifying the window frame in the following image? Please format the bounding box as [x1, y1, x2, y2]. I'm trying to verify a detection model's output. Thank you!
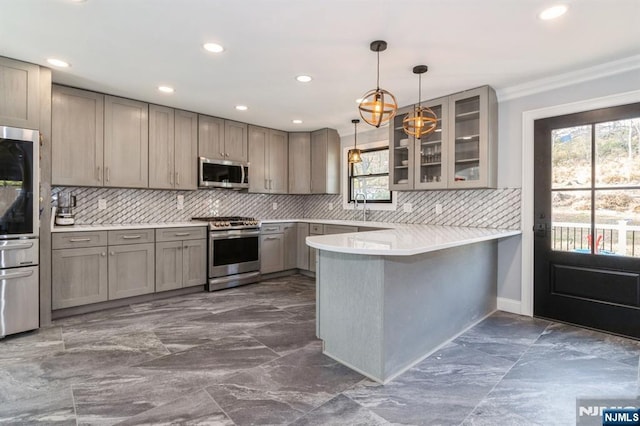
[341, 139, 397, 212]
[348, 146, 392, 204]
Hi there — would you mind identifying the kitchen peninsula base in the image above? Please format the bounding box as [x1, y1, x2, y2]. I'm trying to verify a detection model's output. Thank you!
[316, 240, 497, 384]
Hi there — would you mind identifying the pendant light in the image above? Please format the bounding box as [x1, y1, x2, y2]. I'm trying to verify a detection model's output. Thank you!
[403, 65, 438, 138]
[348, 119, 362, 164]
[358, 40, 398, 128]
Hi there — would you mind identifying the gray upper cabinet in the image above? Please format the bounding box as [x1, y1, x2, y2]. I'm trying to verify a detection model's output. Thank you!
[389, 85, 497, 190]
[174, 110, 198, 190]
[52, 85, 104, 186]
[198, 116, 248, 163]
[104, 96, 149, 188]
[149, 106, 197, 190]
[311, 128, 340, 194]
[288, 132, 311, 194]
[447, 86, 497, 189]
[149, 105, 175, 189]
[225, 120, 248, 162]
[198, 114, 225, 160]
[0, 56, 40, 129]
[248, 125, 288, 194]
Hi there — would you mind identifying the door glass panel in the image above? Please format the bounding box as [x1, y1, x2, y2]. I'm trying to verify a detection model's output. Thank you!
[551, 190, 591, 253]
[551, 125, 591, 189]
[0, 138, 34, 236]
[453, 96, 480, 182]
[418, 104, 443, 184]
[595, 118, 640, 187]
[595, 189, 640, 257]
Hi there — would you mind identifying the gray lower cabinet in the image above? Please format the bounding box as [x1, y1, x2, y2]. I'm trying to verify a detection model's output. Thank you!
[155, 227, 207, 291]
[260, 233, 284, 274]
[283, 223, 297, 270]
[296, 223, 310, 270]
[108, 243, 155, 300]
[52, 246, 108, 309]
[308, 224, 324, 273]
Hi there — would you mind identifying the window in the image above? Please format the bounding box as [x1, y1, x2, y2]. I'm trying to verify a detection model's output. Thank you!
[549, 106, 640, 256]
[348, 147, 391, 203]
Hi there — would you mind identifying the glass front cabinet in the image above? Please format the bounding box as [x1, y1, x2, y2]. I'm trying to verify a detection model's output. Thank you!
[389, 85, 497, 191]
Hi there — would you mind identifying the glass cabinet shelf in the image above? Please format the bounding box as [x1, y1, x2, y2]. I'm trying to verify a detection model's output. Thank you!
[455, 110, 480, 120]
[421, 140, 442, 145]
[455, 134, 480, 142]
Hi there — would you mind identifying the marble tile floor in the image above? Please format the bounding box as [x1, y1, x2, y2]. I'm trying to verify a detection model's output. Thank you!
[0, 274, 638, 425]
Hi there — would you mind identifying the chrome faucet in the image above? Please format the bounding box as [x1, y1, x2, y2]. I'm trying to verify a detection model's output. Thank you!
[354, 193, 367, 221]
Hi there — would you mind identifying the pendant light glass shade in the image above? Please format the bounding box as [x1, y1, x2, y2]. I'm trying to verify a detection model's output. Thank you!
[403, 65, 438, 138]
[358, 40, 398, 128]
[348, 119, 362, 164]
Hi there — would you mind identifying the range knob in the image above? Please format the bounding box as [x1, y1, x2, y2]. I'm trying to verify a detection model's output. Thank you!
[225, 221, 231, 227]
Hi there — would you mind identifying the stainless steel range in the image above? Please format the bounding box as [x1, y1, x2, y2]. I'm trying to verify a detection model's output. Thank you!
[192, 216, 261, 291]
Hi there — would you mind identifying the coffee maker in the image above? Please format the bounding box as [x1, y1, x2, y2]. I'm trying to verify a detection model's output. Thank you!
[55, 191, 76, 226]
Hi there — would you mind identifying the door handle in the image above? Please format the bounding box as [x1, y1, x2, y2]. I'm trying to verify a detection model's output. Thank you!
[106, 166, 110, 183]
[0, 270, 34, 280]
[176, 172, 180, 186]
[0, 243, 34, 251]
[122, 235, 142, 240]
[69, 238, 91, 242]
[533, 223, 548, 238]
[174, 232, 190, 237]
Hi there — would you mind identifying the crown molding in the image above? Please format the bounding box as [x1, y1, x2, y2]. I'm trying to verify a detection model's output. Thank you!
[497, 54, 640, 102]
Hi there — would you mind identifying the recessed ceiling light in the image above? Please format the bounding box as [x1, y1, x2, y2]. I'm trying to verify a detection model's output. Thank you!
[296, 75, 312, 83]
[538, 4, 568, 20]
[292, 119, 303, 124]
[235, 105, 248, 111]
[47, 58, 70, 68]
[158, 86, 174, 94]
[203, 43, 224, 53]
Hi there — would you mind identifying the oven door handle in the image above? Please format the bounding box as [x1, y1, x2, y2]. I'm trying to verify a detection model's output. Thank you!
[210, 230, 261, 240]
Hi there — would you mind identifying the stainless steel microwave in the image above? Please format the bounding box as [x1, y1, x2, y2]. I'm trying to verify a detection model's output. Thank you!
[198, 157, 249, 189]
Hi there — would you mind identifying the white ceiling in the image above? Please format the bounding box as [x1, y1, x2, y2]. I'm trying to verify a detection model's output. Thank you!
[1, 0, 639, 135]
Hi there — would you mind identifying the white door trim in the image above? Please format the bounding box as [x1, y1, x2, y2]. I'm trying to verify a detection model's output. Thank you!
[521, 89, 640, 317]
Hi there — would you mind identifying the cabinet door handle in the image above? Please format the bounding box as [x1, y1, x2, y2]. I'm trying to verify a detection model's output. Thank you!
[69, 238, 91, 242]
[264, 179, 268, 190]
[264, 237, 279, 241]
[106, 166, 110, 183]
[177, 246, 183, 250]
[110, 251, 115, 256]
[96, 166, 101, 181]
[174, 232, 190, 237]
[169, 171, 173, 185]
[225, 153, 229, 157]
[122, 235, 142, 240]
[176, 172, 180, 186]
[264, 227, 278, 231]
[101, 252, 106, 257]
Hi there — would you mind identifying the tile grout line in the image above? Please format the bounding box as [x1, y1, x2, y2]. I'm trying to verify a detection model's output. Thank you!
[457, 322, 553, 426]
[70, 384, 78, 426]
[201, 387, 238, 426]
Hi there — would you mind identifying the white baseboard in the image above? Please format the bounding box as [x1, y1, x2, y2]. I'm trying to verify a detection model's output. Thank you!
[497, 297, 522, 315]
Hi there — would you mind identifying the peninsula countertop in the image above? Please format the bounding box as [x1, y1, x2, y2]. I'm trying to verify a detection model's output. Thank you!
[305, 224, 521, 256]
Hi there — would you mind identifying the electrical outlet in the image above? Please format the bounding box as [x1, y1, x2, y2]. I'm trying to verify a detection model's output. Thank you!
[98, 199, 107, 210]
[176, 195, 184, 210]
[435, 203, 443, 215]
[272, 202, 278, 210]
[403, 203, 413, 213]
[328, 202, 334, 211]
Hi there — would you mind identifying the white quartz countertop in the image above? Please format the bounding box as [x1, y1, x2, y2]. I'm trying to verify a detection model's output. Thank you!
[305, 224, 521, 256]
[51, 222, 208, 233]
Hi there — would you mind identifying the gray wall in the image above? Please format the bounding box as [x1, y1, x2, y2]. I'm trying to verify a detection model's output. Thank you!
[497, 68, 640, 302]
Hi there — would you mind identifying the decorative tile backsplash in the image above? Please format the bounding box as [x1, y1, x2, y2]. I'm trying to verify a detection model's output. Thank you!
[51, 187, 521, 230]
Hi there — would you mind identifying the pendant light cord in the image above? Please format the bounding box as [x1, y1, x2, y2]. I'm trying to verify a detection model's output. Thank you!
[376, 50, 380, 90]
[418, 73, 422, 109]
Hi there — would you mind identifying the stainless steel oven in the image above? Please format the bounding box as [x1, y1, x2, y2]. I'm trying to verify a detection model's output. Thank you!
[0, 126, 40, 338]
[192, 216, 261, 291]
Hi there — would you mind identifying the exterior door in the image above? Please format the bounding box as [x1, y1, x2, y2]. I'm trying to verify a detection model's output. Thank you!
[534, 102, 640, 338]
